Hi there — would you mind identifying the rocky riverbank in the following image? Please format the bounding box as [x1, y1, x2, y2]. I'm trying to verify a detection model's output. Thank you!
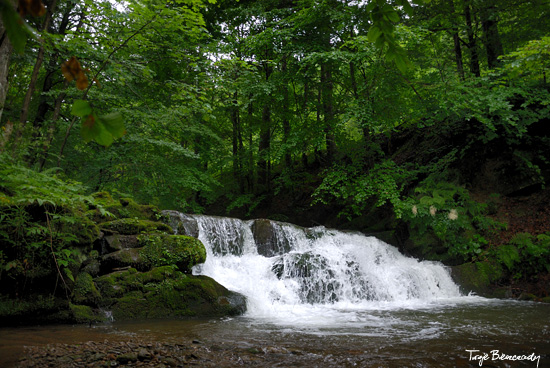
[14, 338, 309, 368]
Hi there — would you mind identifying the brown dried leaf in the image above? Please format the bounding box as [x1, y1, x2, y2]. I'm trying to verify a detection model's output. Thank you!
[18, 0, 46, 17]
[61, 56, 89, 90]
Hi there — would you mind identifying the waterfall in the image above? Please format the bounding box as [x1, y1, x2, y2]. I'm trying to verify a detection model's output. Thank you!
[165, 212, 462, 319]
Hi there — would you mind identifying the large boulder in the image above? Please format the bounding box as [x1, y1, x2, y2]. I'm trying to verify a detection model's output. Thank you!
[451, 261, 507, 297]
[250, 219, 294, 257]
[95, 267, 246, 320]
[137, 234, 206, 273]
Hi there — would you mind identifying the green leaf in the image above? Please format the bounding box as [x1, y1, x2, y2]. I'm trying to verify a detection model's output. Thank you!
[80, 113, 100, 143]
[367, 26, 382, 43]
[64, 268, 74, 282]
[384, 9, 400, 23]
[72, 100, 93, 117]
[394, 54, 410, 73]
[100, 112, 126, 139]
[94, 121, 115, 147]
[79, 113, 125, 147]
[0, 2, 27, 54]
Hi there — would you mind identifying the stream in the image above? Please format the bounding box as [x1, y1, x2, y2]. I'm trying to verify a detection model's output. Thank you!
[1, 214, 548, 367]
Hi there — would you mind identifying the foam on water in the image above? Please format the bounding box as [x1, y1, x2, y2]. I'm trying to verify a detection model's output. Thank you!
[170, 214, 487, 328]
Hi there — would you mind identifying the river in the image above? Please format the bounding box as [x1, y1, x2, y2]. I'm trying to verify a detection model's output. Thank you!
[1, 214, 548, 367]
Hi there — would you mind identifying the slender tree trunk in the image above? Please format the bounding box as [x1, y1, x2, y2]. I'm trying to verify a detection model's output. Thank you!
[230, 91, 244, 192]
[0, 0, 17, 151]
[281, 56, 291, 169]
[0, 25, 13, 126]
[37, 81, 68, 171]
[463, 0, 481, 77]
[17, 0, 58, 139]
[258, 103, 271, 192]
[480, 1, 503, 69]
[32, 3, 73, 131]
[321, 62, 336, 162]
[449, 0, 465, 80]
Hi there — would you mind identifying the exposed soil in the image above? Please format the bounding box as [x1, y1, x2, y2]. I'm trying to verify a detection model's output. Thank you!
[489, 187, 550, 246]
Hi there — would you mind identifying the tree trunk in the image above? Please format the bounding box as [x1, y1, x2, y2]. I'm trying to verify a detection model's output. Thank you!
[463, 0, 480, 77]
[32, 2, 73, 131]
[449, 0, 465, 80]
[281, 56, 291, 169]
[321, 62, 336, 162]
[258, 103, 271, 192]
[37, 81, 68, 171]
[17, 0, 58, 139]
[230, 91, 244, 192]
[480, 1, 504, 69]
[0, 34, 12, 126]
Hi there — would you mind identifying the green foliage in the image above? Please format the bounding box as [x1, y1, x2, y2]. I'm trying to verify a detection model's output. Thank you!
[491, 232, 550, 280]
[313, 160, 411, 220]
[500, 36, 550, 82]
[72, 100, 126, 147]
[0, 155, 103, 296]
[0, 0, 38, 54]
[399, 179, 505, 260]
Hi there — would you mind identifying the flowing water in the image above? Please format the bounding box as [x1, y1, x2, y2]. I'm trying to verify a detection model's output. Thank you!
[1, 214, 548, 367]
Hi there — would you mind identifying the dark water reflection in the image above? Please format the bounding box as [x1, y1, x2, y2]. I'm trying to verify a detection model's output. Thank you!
[1, 299, 548, 367]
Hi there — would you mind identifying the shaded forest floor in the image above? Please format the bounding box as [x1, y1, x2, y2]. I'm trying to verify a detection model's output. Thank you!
[486, 187, 550, 298]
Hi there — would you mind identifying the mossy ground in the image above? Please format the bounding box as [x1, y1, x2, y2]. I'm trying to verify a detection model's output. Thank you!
[0, 188, 246, 326]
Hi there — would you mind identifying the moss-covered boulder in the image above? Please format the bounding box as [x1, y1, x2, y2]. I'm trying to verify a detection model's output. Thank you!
[451, 261, 505, 297]
[94, 267, 246, 320]
[72, 272, 101, 305]
[101, 248, 148, 272]
[138, 234, 206, 273]
[69, 303, 106, 324]
[402, 230, 465, 265]
[104, 234, 140, 252]
[87, 192, 164, 223]
[100, 218, 173, 235]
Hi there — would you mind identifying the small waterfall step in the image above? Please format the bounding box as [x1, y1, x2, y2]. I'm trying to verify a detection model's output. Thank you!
[163, 211, 461, 311]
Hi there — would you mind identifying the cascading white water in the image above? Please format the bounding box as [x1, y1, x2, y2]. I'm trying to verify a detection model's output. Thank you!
[166, 213, 463, 323]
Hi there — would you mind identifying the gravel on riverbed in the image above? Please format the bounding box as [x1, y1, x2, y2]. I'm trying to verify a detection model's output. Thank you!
[14, 339, 308, 368]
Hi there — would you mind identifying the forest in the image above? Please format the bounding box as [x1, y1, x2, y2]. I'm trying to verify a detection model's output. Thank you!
[1, 0, 550, 325]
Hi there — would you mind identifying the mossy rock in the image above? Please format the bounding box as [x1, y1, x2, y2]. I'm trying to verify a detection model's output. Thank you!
[403, 230, 464, 265]
[104, 234, 140, 252]
[95, 266, 177, 301]
[88, 192, 164, 223]
[95, 268, 141, 300]
[451, 261, 505, 297]
[94, 267, 246, 320]
[81, 250, 101, 277]
[0, 295, 77, 326]
[100, 218, 173, 235]
[102, 248, 144, 270]
[138, 234, 206, 273]
[108, 273, 246, 320]
[55, 212, 101, 245]
[72, 272, 101, 305]
[69, 303, 105, 324]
